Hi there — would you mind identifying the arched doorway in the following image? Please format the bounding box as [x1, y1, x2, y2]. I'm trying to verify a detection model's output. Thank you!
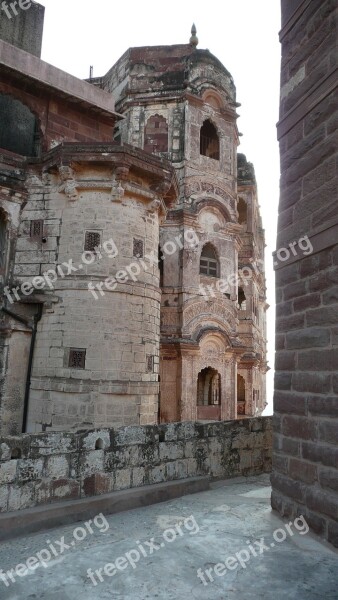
[0, 94, 40, 156]
[237, 197, 247, 226]
[197, 367, 221, 420]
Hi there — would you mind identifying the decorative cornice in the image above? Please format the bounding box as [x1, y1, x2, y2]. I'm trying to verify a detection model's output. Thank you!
[27, 142, 178, 203]
[56, 167, 170, 218]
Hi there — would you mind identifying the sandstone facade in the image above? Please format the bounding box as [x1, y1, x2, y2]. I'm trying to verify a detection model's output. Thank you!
[0, 9, 267, 434]
[93, 42, 268, 423]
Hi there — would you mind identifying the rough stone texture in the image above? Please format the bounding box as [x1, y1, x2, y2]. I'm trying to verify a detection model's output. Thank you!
[0, 1, 44, 58]
[273, 0, 338, 548]
[0, 416, 272, 512]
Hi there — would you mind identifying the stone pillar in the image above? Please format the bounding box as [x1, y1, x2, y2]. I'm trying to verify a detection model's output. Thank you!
[229, 357, 237, 420]
[180, 350, 197, 421]
[219, 358, 228, 421]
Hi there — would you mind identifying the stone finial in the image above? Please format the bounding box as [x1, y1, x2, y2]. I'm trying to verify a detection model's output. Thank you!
[189, 23, 199, 47]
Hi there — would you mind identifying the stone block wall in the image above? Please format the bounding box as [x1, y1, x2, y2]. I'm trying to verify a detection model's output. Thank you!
[0, 416, 272, 512]
[0, 1, 45, 58]
[0, 78, 114, 149]
[272, 0, 338, 548]
[0, 143, 177, 436]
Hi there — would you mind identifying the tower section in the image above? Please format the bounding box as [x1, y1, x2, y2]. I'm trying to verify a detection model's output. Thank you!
[96, 30, 267, 422]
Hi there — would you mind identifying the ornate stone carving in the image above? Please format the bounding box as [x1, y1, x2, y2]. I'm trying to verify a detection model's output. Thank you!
[58, 166, 74, 182]
[149, 198, 161, 211]
[161, 311, 180, 327]
[150, 179, 172, 197]
[183, 301, 235, 333]
[114, 166, 130, 181]
[64, 180, 78, 200]
[58, 167, 125, 201]
[58, 166, 77, 200]
[111, 182, 125, 200]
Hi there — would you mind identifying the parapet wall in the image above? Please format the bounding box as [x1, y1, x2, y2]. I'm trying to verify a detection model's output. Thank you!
[0, 417, 272, 512]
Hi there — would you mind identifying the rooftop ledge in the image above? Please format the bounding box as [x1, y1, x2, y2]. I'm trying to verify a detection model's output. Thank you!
[0, 39, 122, 121]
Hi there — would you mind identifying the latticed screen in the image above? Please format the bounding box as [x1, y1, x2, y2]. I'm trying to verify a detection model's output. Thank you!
[69, 349, 86, 369]
[30, 220, 43, 239]
[146, 355, 154, 373]
[133, 238, 144, 258]
[84, 231, 101, 252]
[0, 214, 6, 267]
[200, 245, 218, 277]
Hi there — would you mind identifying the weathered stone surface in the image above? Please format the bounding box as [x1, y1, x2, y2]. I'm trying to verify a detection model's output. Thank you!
[0, 417, 272, 513]
[44, 455, 70, 479]
[0, 461, 17, 484]
[0, 1, 45, 57]
[274, 0, 338, 548]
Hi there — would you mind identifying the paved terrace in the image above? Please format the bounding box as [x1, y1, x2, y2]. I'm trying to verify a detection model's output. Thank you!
[0, 474, 337, 600]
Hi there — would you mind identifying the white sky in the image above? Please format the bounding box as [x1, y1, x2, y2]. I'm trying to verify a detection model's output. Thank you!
[39, 0, 281, 415]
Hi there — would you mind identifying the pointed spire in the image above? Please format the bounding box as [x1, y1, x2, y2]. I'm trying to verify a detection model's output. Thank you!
[189, 23, 199, 47]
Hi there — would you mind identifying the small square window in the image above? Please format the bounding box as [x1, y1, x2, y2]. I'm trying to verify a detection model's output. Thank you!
[69, 349, 86, 369]
[84, 231, 101, 252]
[30, 220, 43, 239]
[133, 238, 144, 258]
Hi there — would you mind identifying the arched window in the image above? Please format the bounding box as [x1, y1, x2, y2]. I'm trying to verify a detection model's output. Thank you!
[144, 115, 168, 155]
[200, 244, 219, 277]
[238, 287, 246, 310]
[0, 210, 7, 273]
[158, 245, 164, 287]
[238, 198, 247, 225]
[200, 120, 220, 160]
[0, 95, 40, 156]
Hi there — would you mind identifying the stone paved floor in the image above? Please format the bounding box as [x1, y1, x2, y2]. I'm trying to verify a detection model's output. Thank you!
[0, 474, 337, 599]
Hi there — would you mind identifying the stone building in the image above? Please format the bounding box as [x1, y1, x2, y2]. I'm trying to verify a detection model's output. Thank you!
[0, 6, 267, 435]
[272, 0, 337, 547]
[92, 33, 268, 423]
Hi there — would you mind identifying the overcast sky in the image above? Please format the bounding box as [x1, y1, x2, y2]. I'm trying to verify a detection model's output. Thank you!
[39, 0, 281, 414]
